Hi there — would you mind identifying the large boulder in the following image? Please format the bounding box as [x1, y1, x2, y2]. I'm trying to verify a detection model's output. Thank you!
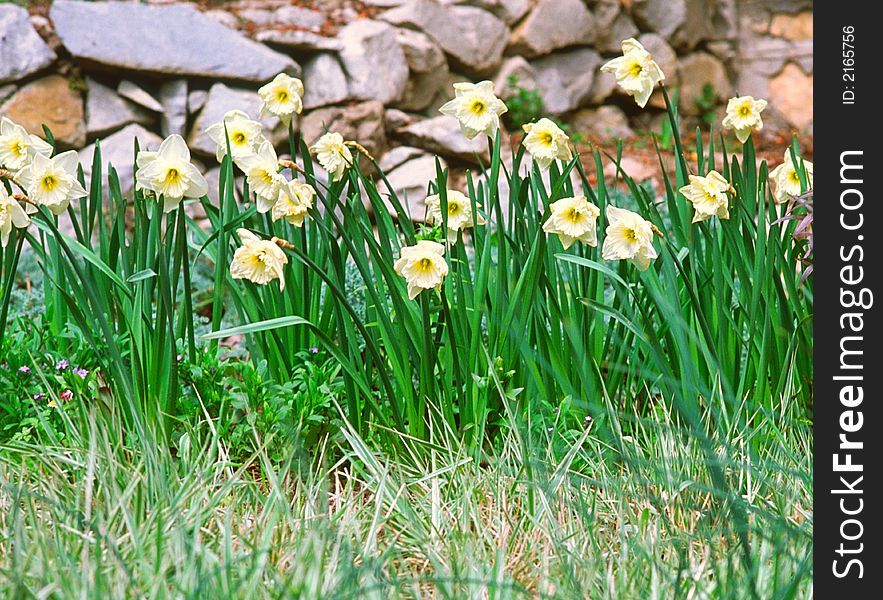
[381, 0, 508, 74]
[398, 116, 489, 164]
[1, 75, 85, 148]
[255, 29, 342, 52]
[395, 28, 449, 111]
[50, 0, 299, 82]
[768, 63, 813, 130]
[508, 0, 596, 57]
[0, 4, 56, 84]
[78, 124, 163, 196]
[337, 20, 410, 105]
[676, 52, 732, 115]
[531, 49, 601, 115]
[85, 78, 153, 139]
[632, 0, 686, 38]
[302, 54, 350, 110]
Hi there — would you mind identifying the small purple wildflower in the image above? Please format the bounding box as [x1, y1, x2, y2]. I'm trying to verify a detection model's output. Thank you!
[553, 407, 560, 415]
[177, 354, 184, 363]
[56, 359, 69, 371]
[18, 365, 31, 376]
[309, 347, 319, 354]
[547, 426, 554, 433]
[73, 367, 89, 379]
[33, 393, 46, 401]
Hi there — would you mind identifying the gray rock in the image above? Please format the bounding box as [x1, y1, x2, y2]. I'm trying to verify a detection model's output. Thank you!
[569, 106, 634, 141]
[117, 80, 163, 113]
[382, 153, 444, 220]
[379, 146, 427, 172]
[337, 20, 409, 105]
[188, 90, 208, 115]
[441, 0, 529, 25]
[588, 71, 617, 104]
[187, 83, 285, 157]
[79, 124, 163, 196]
[159, 80, 188, 137]
[301, 101, 387, 164]
[85, 78, 153, 138]
[302, 54, 350, 110]
[384, 108, 415, 131]
[632, 0, 686, 39]
[255, 29, 342, 52]
[1, 75, 85, 149]
[0, 5, 56, 84]
[381, 0, 508, 74]
[395, 28, 449, 111]
[531, 49, 600, 115]
[677, 52, 732, 115]
[239, 6, 326, 31]
[494, 56, 538, 99]
[398, 116, 489, 164]
[673, 0, 737, 50]
[50, 0, 299, 82]
[593, 0, 639, 54]
[509, 0, 595, 57]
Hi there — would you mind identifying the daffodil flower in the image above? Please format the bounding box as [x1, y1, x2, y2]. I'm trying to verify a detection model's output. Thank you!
[522, 118, 573, 171]
[273, 179, 314, 227]
[542, 195, 600, 249]
[394, 240, 449, 300]
[205, 109, 265, 163]
[600, 38, 665, 109]
[0, 190, 30, 247]
[679, 171, 733, 223]
[601, 206, 658, 271]
[722, 96, 767, 144]
[258, 73, 304, 127]
[236, 140, 287, 213]
[135, 135, 208, 215]
[15, 151, 87, 216]
[311, 132, 353, 182]
[439, 81, 508, 140]
[425, 190, 486, 244]
[230, 229, 289, 291]
[0, 117, 52, 171]
[770, 150, 813, 204]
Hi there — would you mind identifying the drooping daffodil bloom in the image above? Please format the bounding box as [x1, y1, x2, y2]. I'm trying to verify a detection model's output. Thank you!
[135, 135, 208, 215]
[542, 195, 600, 250]
[230, 229, 289, 291]
[394, 240, 449, 300]
[601, 206, 658, 271]
[425, 190, 486, 244]
[679, 171, 734, 223]
[0, 190, 30, 247]
[0, 117, 53, 171]
[439, 81, 508, 140]
[236, 140, 286, 213]
[600, 38, 665, 109]
[522, 118, 573, 171]
[16, 151, 87, 216]
[273, 179, 314, 227]
[258, 73, 304, 127]
[205, 109, 265, 162]
[769, 150, 813, 204]
[721, 96, 767, 144]
[311, 132, 353, 182]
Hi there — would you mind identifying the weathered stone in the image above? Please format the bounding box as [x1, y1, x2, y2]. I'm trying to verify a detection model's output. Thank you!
[395, 28, 449, 111]
[593, 0, 639, 54]
[117, 81, 163, 113]
[588, 71, 617, 104]
[768, 63, 813, 130]
[255, 29, 342, 52]
[78, 124, 163, 196]
[301, 101, 387, 164]
[337, 20, 409, 105]
[239, 6, 326, 31]
[384, 108, 415, 131]
[531, 49, 600, 115]
[676, 52, 731, 115]
[603, 156, 656, 183]
[769, 11, 813, 41]
[381, 0, 508, 74]
[379, 146, 427, 173]
[672, 0, 737, 50]
[494, 56, 538, 99]
[159, 80, 188, 137]
[632, 0, 686, 39]
[382, 153, 446, 220]
[570, 106, 634, 141]
[0, 5, 56, 84]
[188, 90, 208, 115]
[188, 83, 285, 157]
[441, 0, 529, 25]
[1, 75, 85, 148]
[85, 78, 153, 138]
[50, 0, 299, 82]
[398, 116, 489, 164]
[509, 0, 595, 57]
[302, 54, 350, 110]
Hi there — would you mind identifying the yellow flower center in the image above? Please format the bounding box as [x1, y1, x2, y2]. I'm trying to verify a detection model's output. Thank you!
[704, 191, 717, 202]
[623, 227, 638, 243]
[448, 201, 461, 215]
[738, 104, 752, 117]
[261, 170, 275, 185]
[41, 174, 58, 192]
[276, 89, 290, 103]
[416, 257, 435, 273]
[539, 131, 553, 147]
[9, 141, 24, 157]
[789, 169, 801, 185]
[565, 207, 584, 223]
[470, 99, 486, 116]
[232, 131, 247, 145]
[628, 61, 643, 78]
[164, 168, 182, 185]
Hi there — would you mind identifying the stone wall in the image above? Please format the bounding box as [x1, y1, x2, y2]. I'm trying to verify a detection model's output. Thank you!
[2, 0, 813, 195]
